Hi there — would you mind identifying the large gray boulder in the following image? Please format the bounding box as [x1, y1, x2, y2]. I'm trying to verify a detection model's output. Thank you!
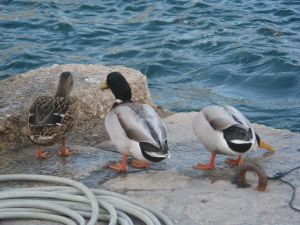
[0, 64, 153, 152]
[0, 112, 299, 225]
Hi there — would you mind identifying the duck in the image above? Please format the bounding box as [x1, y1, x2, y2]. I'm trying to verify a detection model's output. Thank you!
[27, 71, 77, 159]
[100, 71, 169, 172]
[193, 105, 274, 170]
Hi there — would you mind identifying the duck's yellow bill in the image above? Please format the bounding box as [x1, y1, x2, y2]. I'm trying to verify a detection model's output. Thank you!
[259, 140, 275, 152]
[100, 82, 109, 90]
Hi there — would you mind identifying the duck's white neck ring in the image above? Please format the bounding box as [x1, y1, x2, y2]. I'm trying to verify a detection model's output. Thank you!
[115, 99, 123, 104]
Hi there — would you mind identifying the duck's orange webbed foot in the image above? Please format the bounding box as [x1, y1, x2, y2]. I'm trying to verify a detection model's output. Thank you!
[109, 154, 128, 173]
[226, 155, 243, 166]
[59, 147, 75, 157]
[193, 163, 215, 170]
[109, 162, 128, 172]
[35, 147, 51, 159]
[193, 152, 216, 170]
[59, 138, 75, 157]
[132, 159, 150, 169]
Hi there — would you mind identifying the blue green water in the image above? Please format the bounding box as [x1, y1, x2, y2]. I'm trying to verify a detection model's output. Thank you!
[0, 0, 300, 132]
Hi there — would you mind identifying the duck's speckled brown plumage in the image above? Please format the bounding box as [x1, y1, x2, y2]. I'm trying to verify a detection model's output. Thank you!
[27, 72, 77, 147]
[27, 96, 77, 146]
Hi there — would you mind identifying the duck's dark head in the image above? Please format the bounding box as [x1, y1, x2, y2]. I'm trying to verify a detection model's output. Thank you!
[100, 71, 132, 102]
[55, 71, 74, 97]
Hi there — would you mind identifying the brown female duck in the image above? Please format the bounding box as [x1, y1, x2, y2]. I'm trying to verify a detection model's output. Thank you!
[27, 71, 77, 159]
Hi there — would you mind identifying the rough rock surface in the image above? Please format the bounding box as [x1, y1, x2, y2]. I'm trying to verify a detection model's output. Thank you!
[0, 64, 159, 152]
[103, 113, 300, 225]
[0, 112, 299, 225]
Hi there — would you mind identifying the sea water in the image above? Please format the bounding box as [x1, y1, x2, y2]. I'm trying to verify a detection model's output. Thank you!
[0, 0, 299, 131]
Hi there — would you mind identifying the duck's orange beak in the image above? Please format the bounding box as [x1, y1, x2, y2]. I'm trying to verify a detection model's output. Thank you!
[100, 82, 109, 90]
[259, 140, 275, 152]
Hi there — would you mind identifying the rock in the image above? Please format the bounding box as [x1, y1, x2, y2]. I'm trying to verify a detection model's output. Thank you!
[103, 169, 300, 225]
[101, 113, 300, 225]
[106, 170, 190, 190]
[0, 64, 153, 152]
[0, 112, 299, 225]
[0, 126, 6, 133]
[164, 112, 198, 145]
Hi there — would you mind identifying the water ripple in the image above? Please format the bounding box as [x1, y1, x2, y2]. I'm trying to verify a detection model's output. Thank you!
[0, 0, 299, 132]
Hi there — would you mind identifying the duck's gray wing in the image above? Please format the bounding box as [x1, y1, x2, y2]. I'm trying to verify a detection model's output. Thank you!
[115, 103, 168, 151]
[224, 105, 252, 128]
[203, 105, 255, 153]
[202, 105, 238, 131]
[140, 104, 168, 151]
[223, 105, 256, 145]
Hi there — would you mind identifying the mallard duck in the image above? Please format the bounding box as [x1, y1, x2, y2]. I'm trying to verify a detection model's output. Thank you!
[193, 105, 274, 170]
[27, 71, 77, 159]
[100, 72, 169, 172]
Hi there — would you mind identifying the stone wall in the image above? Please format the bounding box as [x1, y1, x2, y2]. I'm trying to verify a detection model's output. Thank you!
[0, 64, 153, 151]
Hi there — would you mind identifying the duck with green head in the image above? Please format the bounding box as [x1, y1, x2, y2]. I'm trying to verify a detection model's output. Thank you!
[101, 72, 169, 172]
